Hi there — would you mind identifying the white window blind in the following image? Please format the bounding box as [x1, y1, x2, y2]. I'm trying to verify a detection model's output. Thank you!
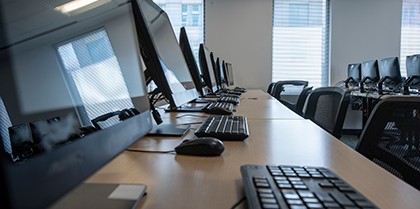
[153, 0, 204, 65]
[400, 0, 420, 77]
[56, 28, 133, 127]
[272, 0, 330, 87]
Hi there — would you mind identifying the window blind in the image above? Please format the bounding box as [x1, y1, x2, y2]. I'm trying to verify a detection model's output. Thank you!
[400, 0, 420, 77]
[272, 0, 330, 87]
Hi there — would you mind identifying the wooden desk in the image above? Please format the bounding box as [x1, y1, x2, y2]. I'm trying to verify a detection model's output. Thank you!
[86, 90, 420, 209]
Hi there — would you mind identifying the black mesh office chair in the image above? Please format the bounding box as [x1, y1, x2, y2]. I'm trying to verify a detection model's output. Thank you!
[293, 86, 313, 117]
[267, 82, 276, 95]
[271, 81, 308, 107]
[304, 87, 350, 139]
[355, 96, 420, 190]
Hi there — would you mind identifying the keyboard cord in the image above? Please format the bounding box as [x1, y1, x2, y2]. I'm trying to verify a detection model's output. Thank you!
[231, 196, 246, 209]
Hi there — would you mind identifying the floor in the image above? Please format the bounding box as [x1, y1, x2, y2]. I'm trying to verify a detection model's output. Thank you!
[340, 135, 359, 149]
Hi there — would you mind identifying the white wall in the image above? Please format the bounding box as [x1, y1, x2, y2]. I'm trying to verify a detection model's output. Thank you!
[205, 0, 273, 91]
[330, 0, 402, 86]
[205, 0, 403, 93]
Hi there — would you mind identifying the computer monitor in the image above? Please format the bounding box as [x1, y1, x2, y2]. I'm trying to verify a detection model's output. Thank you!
[132, 0, 198, 111]
[406, 54, 420, 89]
[179, 27, 205, 97]
[226, 63, 235, 86]
[345, 63, 361, 88]
[0, 1, 151, 208]
[199, 44, 218, 94]
[378, 57, 402, 91]
[210, 53, 222, 91]
[214, 57, 223, 88]
[360, 60, 380, 92]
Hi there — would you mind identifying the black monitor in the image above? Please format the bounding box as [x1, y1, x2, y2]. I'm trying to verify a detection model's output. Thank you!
[406, 54, 420, 89]
[226, 63, 235, 86]
[378, 57, 402, 91]
[0, 1, 151, 208]
[179, 27, 205, 97]
[360, 60, 380, 92]
[215, 57, 223, 88]
[132, 0, 199, 111]
[199, 44, 218, 94]
[345, 63, 361, 88]
[210, 52, 222, 91]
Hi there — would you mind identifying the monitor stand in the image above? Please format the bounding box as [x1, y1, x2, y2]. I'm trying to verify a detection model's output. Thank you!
[147, 124, 191, 136]
[49, 183, 147, 209]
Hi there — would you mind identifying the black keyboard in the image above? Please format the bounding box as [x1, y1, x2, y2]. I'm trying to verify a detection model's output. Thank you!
[217, 95, 240, 105]
[241, 165, 378, 209]
[201, 102, 233, 113]
[195, 115, 249, 141]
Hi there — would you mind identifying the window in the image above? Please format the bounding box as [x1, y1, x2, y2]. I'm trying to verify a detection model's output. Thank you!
[56, 28, 133, 128]
[400, 0, 420, 77]
[153, 0, 204, 66]
[272, 0, 330, 87]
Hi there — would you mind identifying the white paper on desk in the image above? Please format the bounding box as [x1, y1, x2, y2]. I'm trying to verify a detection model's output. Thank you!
[108, 184, 146, 200]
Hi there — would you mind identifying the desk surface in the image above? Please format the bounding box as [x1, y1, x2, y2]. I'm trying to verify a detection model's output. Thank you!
[87, 90, 420, 209]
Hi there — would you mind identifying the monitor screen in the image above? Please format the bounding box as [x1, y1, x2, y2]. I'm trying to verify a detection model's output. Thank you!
[132, 0, 198, 109]
[199, 44, 218, 93]
[179, 27, 205, 97]
[379, 57, 402, 87]
[0, 2, 151, 208]
[226, 63, 235, 86]
[347, 63, 361, 85]
[361, 60, 380, 84]
[406, 54, 420, 87]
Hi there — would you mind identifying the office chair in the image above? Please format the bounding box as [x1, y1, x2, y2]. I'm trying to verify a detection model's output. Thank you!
[271, 80, 308, 106]
[355, 96, 420, 190]
[267, 82, 275, 95]
[304, 87, 350, 138]
[293, 86, 313, 117]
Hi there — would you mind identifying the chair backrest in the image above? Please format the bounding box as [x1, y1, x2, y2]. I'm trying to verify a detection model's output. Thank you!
[304, 87, 350, 138]
[294, 86, 313, 116]
[267, 82, 275, 95]
[272, 80, 308, 101]
[355, 96, 420, 190]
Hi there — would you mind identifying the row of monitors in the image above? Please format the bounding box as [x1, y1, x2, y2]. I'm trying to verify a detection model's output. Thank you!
[346, 55, 420, 89]
[1, 0, 231, 208]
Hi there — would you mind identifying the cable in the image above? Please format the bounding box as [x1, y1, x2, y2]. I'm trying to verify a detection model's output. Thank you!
[231, 196, 246, 209]
[126, 149, 176, 153]
[175, 114, 208, 119]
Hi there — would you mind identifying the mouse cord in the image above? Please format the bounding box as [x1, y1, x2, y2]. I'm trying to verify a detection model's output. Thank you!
[231, 196, 247, 209]
[125, 149, 175, 153]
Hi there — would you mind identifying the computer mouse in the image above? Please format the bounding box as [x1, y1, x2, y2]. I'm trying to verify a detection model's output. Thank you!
[174, 137, 225, 156]
[209, 107, 232, 115]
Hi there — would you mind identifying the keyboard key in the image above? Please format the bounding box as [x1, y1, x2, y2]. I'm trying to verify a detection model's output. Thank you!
[262, 203, 280, 209]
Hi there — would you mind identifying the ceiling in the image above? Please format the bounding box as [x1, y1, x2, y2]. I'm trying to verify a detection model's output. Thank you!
[0, 0, 129, 49]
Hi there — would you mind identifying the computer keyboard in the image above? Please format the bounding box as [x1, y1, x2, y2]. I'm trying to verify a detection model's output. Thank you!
[201, 102, 233, 113]
[241, 165, 378, 209]
[195, 115, 249, 141]
[217, 95, 240, 105]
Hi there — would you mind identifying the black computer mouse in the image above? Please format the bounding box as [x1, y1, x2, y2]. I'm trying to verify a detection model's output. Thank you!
[209, 107, 232, 115]
[174, 137, 225, 156]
